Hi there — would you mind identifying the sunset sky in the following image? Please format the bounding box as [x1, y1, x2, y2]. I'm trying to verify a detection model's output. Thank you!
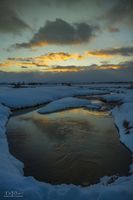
[0, 0, 133, 82]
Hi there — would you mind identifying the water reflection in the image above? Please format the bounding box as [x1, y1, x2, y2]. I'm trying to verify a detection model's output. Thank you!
[7, 108, 131, 186]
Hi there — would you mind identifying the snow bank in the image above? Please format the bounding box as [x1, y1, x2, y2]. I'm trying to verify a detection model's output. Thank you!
[38, 97, 102, 114]
[109, 90, 133, 175]
[85, 103, 102, 110]
[38, 97, 96, 114]
[0, 87, 133, 200]
[101, 93, 124, 103]
[102, 89, 133, 104]
[112, 103, 133, 152]
[0, 86, 107, 109]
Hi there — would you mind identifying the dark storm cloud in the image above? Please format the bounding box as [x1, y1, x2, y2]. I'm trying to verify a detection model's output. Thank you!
[103, 0, 133, 27]
[14, 19, 99, 48]
[0, 1, 30, 34]
[0, 0, 106, 14]
[4, 0, 103, 7]
[87, 46, 133, 57]
[2, 0, 129, 35]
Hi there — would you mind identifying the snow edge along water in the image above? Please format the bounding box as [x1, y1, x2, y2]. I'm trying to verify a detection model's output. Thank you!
[0, 87, 133, 200]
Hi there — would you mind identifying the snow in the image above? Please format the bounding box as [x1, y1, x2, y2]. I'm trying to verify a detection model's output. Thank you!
[85, 103, 102, 110]
[38, 97, 101, 114]
[0, 85, 133, 200]
[0, 86, 108, 109]
[102, 89, 133, 104]
[112, 102, 133, 152]
[101, 93, 124, 103]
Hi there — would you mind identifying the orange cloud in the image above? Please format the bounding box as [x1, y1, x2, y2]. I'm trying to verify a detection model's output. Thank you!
[35, 52, 83, 64]
[0, 50, 130, 72]
[86, 46, 133, 58]
[0, 60, 39, 68]
[0, 52, 83, 69]
[30, 41, 48, 48]
[42, 66, 81, 72]
[96, 65, 125, 70]
[85, 51, 113, 58]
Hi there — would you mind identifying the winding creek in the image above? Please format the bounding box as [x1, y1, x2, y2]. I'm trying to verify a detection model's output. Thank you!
[6, 99, 132, 186]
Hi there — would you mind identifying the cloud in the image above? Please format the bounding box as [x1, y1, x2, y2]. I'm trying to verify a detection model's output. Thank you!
[94, 64, 127, 70]
[1, 0, 105, 7]
[3, 0, 103, 8]
[93, 61, 133, 70]
[0, 59, 37, 68]
[21, 66, 28, 69]
[0, 52, 84, 68]
[1, 46, 133, 69]
[13, 19, 99, 48]
[108, 27, 119, 33]
[120, 61, 133, 69]
[41, 64, 128, 72]
[0, 2, 30, 34]
[103, 0, 133, 28]
[0, 56, 131, 72]
[86, 46, 133, 57]
[42, 65, 83, 72]
[35, 52, 83, 64]
[0, 63, 133, 83]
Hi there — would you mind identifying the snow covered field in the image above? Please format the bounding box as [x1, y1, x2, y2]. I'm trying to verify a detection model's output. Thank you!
[0, 85, 133, 200]
[0, 86, 107, 109]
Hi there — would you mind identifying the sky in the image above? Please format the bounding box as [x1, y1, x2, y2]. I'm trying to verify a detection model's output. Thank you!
[0, 0, 133, 82]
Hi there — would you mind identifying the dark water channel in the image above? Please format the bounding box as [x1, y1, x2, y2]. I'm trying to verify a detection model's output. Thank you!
[6, 107, 132, 186]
